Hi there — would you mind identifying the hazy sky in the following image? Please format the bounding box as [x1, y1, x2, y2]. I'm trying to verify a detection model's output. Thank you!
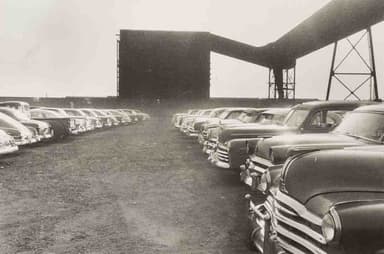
[1, 0, 384, 99]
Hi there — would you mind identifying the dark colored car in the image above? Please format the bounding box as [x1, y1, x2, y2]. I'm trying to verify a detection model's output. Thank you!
[202, 108, 289, 155]
[248, 146, 384, 254]
[243, 103, 384, 193]
[209, 101, 368, 169]
[198, 108, 269, 145]
[30, 109, 76, 139]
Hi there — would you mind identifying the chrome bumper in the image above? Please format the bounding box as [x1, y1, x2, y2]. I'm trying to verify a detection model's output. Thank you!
[208, 150, 230, 169]
[0, 145, 18, 155]
[247, 197, 283, 254]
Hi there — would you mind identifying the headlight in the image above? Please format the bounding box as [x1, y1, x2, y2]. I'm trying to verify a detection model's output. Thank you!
[321, 209, 341, 243]
[257, 171, 271, 192]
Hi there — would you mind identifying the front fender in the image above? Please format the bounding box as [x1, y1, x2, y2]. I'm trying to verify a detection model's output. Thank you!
[227, 138, 250, 169]
[335, 200, 384, 254]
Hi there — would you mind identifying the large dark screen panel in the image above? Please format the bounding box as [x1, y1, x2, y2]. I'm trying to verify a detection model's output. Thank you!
[118, 30, 210, 100]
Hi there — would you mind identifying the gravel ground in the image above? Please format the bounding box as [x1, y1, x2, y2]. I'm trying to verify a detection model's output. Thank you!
[0, 115, 256, 254]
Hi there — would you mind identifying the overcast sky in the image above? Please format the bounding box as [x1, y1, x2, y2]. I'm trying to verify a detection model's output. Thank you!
[1, 0, 384, 99]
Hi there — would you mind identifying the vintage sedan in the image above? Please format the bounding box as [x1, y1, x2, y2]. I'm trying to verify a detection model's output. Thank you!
[85, 109, 113, 128]
[0, 107, 54, 140]
[179, 109, 213, 134]
[44, 107, 86, 134]
[248, 146, 384, 254]
[0, 101, 31, 118]
[103, 110, 131, 125]
[243, 103, 384, 193]
[203, 108, 290, 154]
[172, 109, 200, 128]
[0, 112, 36, 145]
[80, 109, 103, 129]
[187, 107, 256, 137]
[63, 108, 92, 132]
[0, 130, 18, 155]
[209, 101, 367, 169]
[134, 109, 150, 121]
[196, 107, 268, 143]
[93, 109, 118, 126]
[30, 109, 77, 138]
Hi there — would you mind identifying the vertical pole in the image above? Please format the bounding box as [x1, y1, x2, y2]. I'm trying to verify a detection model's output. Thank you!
[116, 35, 120, 97]
[273, 67, 284, 99]
[268, 68, 271, 99]
[367, 27, 379, 101]
[285, 69, 289, 98]
[326, 42, 338, 100]
[293, 66, 296, 99]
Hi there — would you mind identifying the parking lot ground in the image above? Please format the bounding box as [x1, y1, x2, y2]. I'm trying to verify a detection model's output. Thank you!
[0, 115, 258, 254]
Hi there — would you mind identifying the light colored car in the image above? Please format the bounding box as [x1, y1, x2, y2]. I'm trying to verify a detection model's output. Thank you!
[0, 107, 53, 140]
[0, 101, 31, 118]
[0, 129, 18, 155]
[0, 112, 35, 145]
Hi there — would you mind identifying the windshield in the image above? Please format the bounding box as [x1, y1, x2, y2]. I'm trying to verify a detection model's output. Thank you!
[202, 110, 212, 116]
[283, 109, 310, 128]
[0, 112, 28, 130]
[225, 111, 242, 120]
[209, 109, 225, 118]
[65, 110, 83, 117]
[333, 112, 384, 142]
[12, 110, 30, 121]
[238, 111, 262, 123]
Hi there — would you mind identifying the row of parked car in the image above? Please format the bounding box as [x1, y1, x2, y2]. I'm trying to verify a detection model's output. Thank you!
[0, 101, 150, 155]
[172, 100, 384, 254]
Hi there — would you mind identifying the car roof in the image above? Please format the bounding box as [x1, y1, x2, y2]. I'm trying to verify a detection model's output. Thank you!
[353, 103, 384, 113]
[293, 100, 374, 110]
[262, 107, 291, 114]
[0, 101, 29, 105]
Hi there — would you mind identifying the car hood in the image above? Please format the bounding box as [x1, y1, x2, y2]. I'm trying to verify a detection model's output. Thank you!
[282, 148, 384, 205]
[305, 192, 384, 217]
[256, 133, 369, 163]
[218, 124, 296, 143]
[21, 119, 50, 130]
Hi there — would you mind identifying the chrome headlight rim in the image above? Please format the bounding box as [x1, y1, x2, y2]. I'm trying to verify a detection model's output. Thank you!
[257, 171, 271, 193]
[321, 207, 342, 243]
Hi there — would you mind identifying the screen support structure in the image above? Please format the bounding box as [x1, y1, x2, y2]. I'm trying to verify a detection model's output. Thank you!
[268, 67, 296, 99]
[326, 27, 379, 101]
[116, 34, 120, 97]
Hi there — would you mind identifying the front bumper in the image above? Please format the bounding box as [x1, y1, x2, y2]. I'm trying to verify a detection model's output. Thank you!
[247, 197, 283, 254]
[240, 156, 275, 190]
[0, 145, 18, 155]
[186, 127, 199, 137]
[208, 150, 230, 169]
[203, 139, 218, 155]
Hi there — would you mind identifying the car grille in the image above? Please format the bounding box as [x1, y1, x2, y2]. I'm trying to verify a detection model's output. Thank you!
[273, 191, 327, 254]
[216, 144, 229, 163]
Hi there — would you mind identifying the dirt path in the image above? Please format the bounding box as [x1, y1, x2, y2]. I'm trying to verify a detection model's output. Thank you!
[0, 115, 254, 254]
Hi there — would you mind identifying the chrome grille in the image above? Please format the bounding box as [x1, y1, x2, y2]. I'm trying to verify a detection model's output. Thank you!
[273, 191, 327, 254]
[216, 145, 229, 163]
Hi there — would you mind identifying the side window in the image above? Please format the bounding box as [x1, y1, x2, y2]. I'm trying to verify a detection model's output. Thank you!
[309, 111, 324, 128]
[309, 110, 344, 129]
[326, 110, 345, 127]
[31, 112, 43, 118]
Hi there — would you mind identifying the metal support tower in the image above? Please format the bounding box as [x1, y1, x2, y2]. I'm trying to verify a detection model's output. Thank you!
[326, 27, 379, 101]
[116, 34, 120, 97]
[268, 67, 296, 99]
